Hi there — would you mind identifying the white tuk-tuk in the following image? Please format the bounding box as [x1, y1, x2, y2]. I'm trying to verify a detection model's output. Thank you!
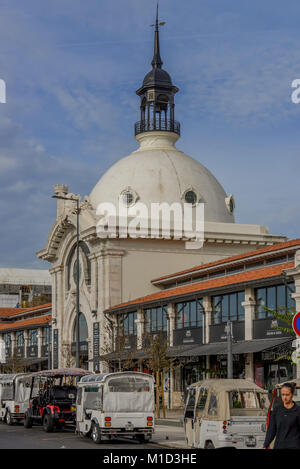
[183, 379, 269, 449]
[76, 371, 155, 444]
[0, 373, 33, 425]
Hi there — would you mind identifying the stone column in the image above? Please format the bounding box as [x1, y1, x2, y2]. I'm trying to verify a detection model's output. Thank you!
[245, 353, 254, 381]
[202, 296, 212, 344]
[136, 307, 145, 350]
[10, 331, 16, 359]
[37, 327, 43, 361]
[241, 287, 256, 382]
[242, 287, 256, 341]
[24, 330, 29, 358]
[167, 303, 176, 347]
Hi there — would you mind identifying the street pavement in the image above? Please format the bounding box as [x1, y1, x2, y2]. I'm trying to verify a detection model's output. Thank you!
[0, 420, 187, 449]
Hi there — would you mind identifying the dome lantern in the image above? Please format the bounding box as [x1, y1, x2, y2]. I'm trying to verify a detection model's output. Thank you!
[135, 4, 180, 137]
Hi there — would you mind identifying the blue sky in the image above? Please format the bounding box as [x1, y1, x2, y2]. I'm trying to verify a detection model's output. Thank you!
[0, 0, 300, 268]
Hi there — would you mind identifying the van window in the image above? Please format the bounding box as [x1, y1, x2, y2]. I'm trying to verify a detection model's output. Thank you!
[184, 388, 196, 419]
[207, 393, 218, 416]
[107, 377, 151, 392]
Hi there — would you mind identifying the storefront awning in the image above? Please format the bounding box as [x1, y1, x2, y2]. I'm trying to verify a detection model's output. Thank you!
[90, 337, 293, 362]
[172, 336, 293, 357]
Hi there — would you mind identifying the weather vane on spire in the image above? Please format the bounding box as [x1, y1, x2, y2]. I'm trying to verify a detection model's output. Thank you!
[150, 2, 165, 69]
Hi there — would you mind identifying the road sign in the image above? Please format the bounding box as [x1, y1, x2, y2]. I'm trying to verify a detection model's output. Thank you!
[292, 312, 300, 336]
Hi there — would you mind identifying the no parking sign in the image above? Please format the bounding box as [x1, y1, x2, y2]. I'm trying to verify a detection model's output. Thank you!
[292, 312, 300, 336]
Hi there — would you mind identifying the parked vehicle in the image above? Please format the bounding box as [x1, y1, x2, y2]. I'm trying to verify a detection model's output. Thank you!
[0, 373, 33, 425]
[76, 371, 155, 444]
[183, 379, 269, 449]
[23, 368, 90, 432]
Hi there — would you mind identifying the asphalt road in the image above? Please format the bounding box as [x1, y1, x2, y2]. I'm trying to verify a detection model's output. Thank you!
[0, 421, 181, 449]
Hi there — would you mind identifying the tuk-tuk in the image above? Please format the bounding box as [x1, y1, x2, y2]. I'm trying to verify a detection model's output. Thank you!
[76, 371, 155, 444]
[183, 379, 269, 449]
[23, 368, 90, 432]
[0, 373, 33, 425]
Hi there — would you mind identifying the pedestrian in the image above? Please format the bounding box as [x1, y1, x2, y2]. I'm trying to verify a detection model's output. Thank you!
[263, 382, 300, 449]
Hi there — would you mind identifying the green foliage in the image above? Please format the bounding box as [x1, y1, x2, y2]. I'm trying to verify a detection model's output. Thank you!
[261, 305, 296, 363]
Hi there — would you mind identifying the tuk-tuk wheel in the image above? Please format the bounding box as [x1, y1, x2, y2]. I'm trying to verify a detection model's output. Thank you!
[5, 411, 13, 426]
[205, 441, 215, 449]
[43, 413, 54, 433]
[91, 423, 102, 444]
[24, 412, 33, 428]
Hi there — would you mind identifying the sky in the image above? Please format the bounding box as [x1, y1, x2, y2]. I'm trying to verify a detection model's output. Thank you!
[0, 0, 300, 269]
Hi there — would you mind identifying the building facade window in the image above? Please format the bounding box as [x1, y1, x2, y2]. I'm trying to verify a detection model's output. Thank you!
[73, 313, 89, 342]
[212, 291, 245, 324]
[16, 331, 24, 347]
[3, 333, 11, 348]
[118, 311, 137, 336]
[144, 305, 168, 333]
[255, 283, 295, 319]
[42, 327, 52, 346]
[28, 329, 38, 346]
[175, 299, 204, 329]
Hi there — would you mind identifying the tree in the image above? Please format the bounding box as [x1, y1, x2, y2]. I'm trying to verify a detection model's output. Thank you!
[261, 305, 296, 362]
[0, 354, 27, 374]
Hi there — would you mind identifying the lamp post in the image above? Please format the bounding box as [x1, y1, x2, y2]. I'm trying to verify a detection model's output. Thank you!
[52, 195, 80, 368]
[225, 320, 233, 379]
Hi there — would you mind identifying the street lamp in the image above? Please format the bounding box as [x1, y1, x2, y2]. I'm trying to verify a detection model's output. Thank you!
[225, 320, 233, 379]
[52, 194, 80, 368]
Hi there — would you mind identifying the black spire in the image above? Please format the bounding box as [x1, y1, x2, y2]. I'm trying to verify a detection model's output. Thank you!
[151, 3, 163, 69]
[135, 4, 180, 137]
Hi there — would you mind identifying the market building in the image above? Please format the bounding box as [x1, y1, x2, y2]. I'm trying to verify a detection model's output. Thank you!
[0, 303, 52, 371]
[37, 11, 289, 378]
[104, 238, 300, 409]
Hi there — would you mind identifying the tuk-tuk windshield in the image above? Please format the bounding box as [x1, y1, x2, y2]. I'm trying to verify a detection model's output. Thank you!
[184, 387, 196, 419]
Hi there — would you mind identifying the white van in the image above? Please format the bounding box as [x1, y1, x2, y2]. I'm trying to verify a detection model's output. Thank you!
[0, 373, 33, 425]
[76, 372, 155, 444]
[183, 379, 269, 449]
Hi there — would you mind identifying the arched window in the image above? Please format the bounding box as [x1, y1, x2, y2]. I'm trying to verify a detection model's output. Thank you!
[73, 313, 89, 342]
[67, 241, 91, 290]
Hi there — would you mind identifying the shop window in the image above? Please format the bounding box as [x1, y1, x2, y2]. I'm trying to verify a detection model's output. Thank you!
[212, 291, 245, 324]
[207, 393, 218, 416]
[144, 306, 167, 333]
[175, 300, 203, 329]
[255, 283, 295, 318]
[118, 311, 137, 336]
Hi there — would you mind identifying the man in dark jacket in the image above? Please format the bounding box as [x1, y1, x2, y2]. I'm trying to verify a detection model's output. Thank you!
[263, 382, 300, 449]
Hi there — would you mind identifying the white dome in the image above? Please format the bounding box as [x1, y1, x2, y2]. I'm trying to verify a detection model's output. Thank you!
[90, 132, 235, 224]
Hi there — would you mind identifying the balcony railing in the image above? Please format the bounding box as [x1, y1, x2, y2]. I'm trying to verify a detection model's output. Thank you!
[134, 119, 180, 136]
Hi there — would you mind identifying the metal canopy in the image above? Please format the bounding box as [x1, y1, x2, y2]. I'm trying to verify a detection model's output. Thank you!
[173, 337, 293, 357]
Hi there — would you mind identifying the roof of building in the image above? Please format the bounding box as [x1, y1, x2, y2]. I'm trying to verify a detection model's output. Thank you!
[0, 303, 52, 318]
[151, 238, 300, 284]
[0, 314, 52, 331]
[0, 268, 51, 286]
[105, 261, 294, 312]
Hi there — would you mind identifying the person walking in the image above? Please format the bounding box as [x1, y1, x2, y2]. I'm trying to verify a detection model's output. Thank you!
[263, 382, 300, 449]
